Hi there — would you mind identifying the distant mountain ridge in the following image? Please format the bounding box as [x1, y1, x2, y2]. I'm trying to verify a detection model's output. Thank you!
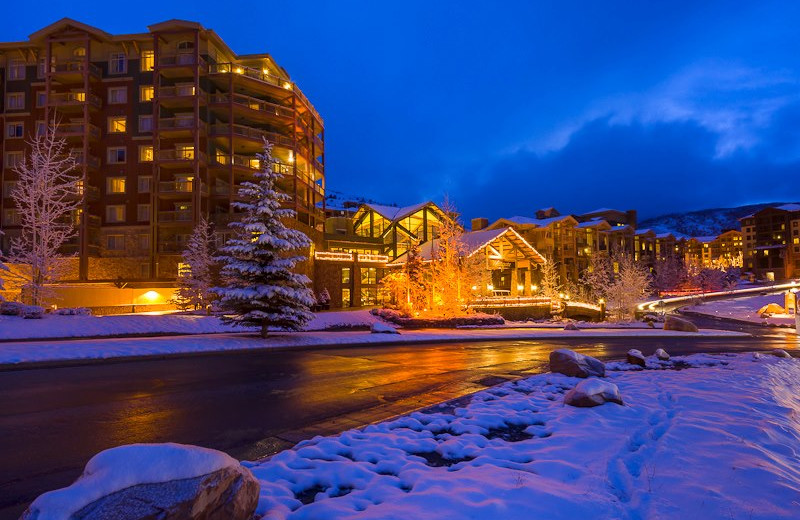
[639, 202, 797, 238]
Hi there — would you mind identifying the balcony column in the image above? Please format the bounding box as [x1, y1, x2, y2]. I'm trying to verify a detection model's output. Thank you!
[150, 32, 160, 279]
[78, 32, 91, 281]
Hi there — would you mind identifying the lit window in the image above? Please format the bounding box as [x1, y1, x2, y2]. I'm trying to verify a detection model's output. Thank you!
[108, 87, 127, 104]
[6, 92, 24, 110]
[7, 60, 25, 80]
[139, 146, 154, 162]
[106, 205, 126, 223]
[5, 151, 23, 169]
[106, 177, 126, 194]
[73, 47, 86, 57]
[108, 116, 127, 133]
[341, 267, 351, 284]
[107, 147, 126, 164]
[138, 176, 152, 193]
[6, 122, 24, 139]
[140, 50, 154, 72]
[139, 86, 154, 102]
[139, 115, 153, 133]
[176, 144, 195, 160]
[137, 204, 151, 222]
[106, 234, 126, 250]
[109, 52, 127, 74]
[341, 288, 351, 308]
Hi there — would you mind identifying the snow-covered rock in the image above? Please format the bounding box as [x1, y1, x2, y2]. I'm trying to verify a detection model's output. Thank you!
[663, 315, 698, 333]
[549, 348, 605, 378]
[563, 322, 580, 331]
[21, 443, 258, 520]
[564, 378, 623, 407]
[655, 348, 670, 361]
[371, 321, 400, 334]
[627, 349, 646, 367]
[771, 349, 792, 358]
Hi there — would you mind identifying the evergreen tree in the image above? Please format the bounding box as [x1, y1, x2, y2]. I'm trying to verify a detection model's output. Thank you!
[173, 215, 217, 311]
[213, 141, 315, 337]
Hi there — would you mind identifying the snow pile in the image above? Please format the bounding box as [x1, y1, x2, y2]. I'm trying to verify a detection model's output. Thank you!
[28, 443, 238, 519]
[683, 293, 795, 326]
[249, 352, 800, 519]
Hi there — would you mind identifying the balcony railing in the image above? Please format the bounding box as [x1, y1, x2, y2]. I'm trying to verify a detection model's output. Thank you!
[158, 210, 193, 223]
[159, 85, 204, 98]
[49, 91, 102, 109]
[158, 54, 207, 69]
[50, 60, 101, 77]
[208, 124, 294, 148]
[210, 92, 294, 119]
[158, 181, 208, 195]
[54, 123, 100, 140]
[157, 117, 206, 132]
[70, 151, 101, 169]
[156, 149, 207, 163]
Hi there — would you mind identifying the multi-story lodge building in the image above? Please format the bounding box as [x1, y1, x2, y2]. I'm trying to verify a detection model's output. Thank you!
[741, 204, 800, 281]
[0, 18, 325, 285]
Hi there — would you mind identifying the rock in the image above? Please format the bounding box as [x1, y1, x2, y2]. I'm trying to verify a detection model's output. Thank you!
[646, 321, 655, 328]
[563, 322, 579, 331]
[752, 352, 761, 360]
[757, 303, 785, 315]
[663, 315, 699, 333]
[626, 349, 646, 367]
[771, 349, 792, 358]
[371, 321, 400, 334]
[655, 348, 670, 361]
[564, 378, 623, 407]
[21, 443, 259, 520]
[549, 349, 605, 378]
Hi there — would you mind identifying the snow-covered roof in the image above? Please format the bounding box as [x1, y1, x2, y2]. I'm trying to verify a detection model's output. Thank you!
[635, 228, 655, 236]
[389, 227, 545, 265]
[656, 233, 675, 240]
[576, 219, 610, 229]
[494, 215, 575, 228]
[775, 203, 800, 212]
[692, 236, 717, 243]
[604, 225, 633, 233]
[362, 202, 432, 221]
[581, 208, 624, 215]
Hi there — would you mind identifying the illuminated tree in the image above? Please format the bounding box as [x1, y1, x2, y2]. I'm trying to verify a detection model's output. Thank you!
[8, 121, 82, 306]
[582, 254, 614, 301]
[173, 215, 218, 311]
[606, 255, 652, 320]
[0, 232, 7, 296]
[540, 256, 563, 304]
[213, 141, 315, 337]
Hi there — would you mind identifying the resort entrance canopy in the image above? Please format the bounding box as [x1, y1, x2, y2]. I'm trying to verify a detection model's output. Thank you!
[389, 227, 547, 296]
[352, 202, 453, 260]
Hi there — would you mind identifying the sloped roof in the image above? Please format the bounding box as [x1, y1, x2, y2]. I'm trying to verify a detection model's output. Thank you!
[29, 18, 112, 41]
[581, 208, 625, 216]
[576, 219, 611, 229]
[656, 233, 675, 240]
[389, 227, 545, 266]
[361, 202, 433, 222]
[489, 214, 576, 229]
[776, 203, 800, 212]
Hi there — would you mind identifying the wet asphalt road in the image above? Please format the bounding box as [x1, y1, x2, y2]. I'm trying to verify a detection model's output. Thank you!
[1, 325, 797, 518]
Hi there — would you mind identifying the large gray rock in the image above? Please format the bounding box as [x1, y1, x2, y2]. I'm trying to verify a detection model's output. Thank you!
[655, 348, 670, 361]
[549, 349, 605, 378]
[21, 443, 258, 520]
[626, 349, 646, 367]
[564, 378, 624, 407]
[772, 349, 792, 358]
[664, 315, 699, 333]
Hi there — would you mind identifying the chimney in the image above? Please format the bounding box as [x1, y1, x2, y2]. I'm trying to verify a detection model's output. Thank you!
[626, 209, 638, 228]
[471, 218, 489, 231]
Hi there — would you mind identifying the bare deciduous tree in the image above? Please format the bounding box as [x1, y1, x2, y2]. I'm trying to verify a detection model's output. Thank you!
[540, 256, 563, 304]
[9, 122, 82, 306]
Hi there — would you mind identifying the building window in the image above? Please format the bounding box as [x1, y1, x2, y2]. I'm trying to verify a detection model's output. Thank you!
[108, 116, 127, 133]
[341, 267, 351, 284]
[106, 177, 126, 194]
[361, 267, 377, 285]
[137, 204, 151, 222]
[360, 288, 377, 306]
[107, 147, 127, 164]
[106, 234, 126, 250]
[140, 50, 154, 72]
[106, 205, 126, 223]
[6, 122, 24, 139]
[108, 87, 127, 104]
[3, 208, 21, 226]
[139, 85, 154, 102]
[139, 115, 153, 133]
[36, 91, 47, 107]
[73, 47, 86, 57]
[7, 60, 25, 80]
[139, 146, 154, 162]
[176, 144, 195, 160]
[138, 176, 152, 193]
[341, 288, 351, 308]
[109, 53, 127, 74]
[137, 233, 150, 250]
[6, 92, 24, 110]
[4, 151, 23, 169]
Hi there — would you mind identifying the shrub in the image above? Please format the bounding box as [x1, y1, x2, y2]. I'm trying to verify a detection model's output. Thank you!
[22, 305, 45, 319]
[0, 301, 25, 316]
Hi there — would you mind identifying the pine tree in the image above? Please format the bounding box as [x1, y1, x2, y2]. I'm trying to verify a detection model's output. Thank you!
[173, 215, 217, 311]
[213, 141, 315, 337]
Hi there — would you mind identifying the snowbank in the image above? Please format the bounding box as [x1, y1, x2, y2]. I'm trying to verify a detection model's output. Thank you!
[248, 352, 800, 519]
[683, 293, 795, 327]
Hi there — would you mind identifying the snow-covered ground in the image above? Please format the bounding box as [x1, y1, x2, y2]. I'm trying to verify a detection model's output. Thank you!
[683, 293, 796, 327]
[0, 309, 382, 341]
[0, 326, 746, 366]
[247, 352, 800, 519]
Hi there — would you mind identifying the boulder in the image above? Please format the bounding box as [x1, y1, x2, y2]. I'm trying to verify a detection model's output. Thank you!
[626, 349, 646, 367]
[663, 315, 699, 333]
[371, 321, 400, 334]
[563, 322, 579, 331]
[771, 349, 792, 358]
[655, 348, 670, 361]
[549, 349, 605, 378]
[21, 443, 259, 520]
[564, 378, 623, 407]
[757, 303, 785, 316]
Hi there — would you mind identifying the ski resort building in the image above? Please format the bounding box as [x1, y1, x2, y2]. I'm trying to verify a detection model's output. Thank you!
[741, 204, 800, 281]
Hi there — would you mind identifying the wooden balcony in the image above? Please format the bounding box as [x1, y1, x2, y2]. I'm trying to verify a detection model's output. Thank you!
[157, 181, 208, 197]
[209, 92, 293, 120]
[156, 117, 205, 137]
[157, 54, 207, 78]
[49, 91, 102, 112]
[208, 123, 294, 151]
[156, 149, 207, 167]
[54, 122, 100, 141]
[158, 86, 206, 108]
[48, 60, 101, 83]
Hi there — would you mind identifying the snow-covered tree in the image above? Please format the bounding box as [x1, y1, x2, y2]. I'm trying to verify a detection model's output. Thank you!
[606, 255, 652, 320]
[173, 215, 218, 311]
[213, 140, 315, 337]
[582, 254, 615, 301]
[652, 255, 686, 294]
[8, 121, 81, 306]
[539, 257, 563, 304]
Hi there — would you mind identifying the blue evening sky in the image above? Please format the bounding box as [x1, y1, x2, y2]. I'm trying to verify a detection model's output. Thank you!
[4, 1, 799, 219]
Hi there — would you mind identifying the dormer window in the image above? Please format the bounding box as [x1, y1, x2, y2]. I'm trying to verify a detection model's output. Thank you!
[73, 47, 86, 58]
